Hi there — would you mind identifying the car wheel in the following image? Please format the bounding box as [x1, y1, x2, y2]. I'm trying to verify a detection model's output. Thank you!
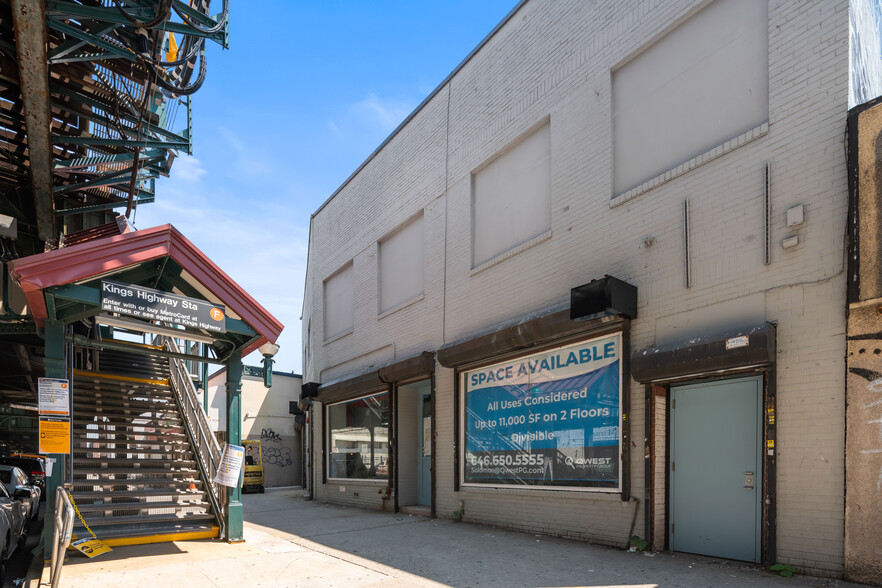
[259, 485, 265, 494]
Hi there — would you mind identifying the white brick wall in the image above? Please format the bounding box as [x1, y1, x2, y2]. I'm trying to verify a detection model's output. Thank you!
[304, 0, 850, 575]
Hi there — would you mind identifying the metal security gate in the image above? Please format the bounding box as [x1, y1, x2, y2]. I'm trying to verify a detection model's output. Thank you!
[670, 375, 762, 562]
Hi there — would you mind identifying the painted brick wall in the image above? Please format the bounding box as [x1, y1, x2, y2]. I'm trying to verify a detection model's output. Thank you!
[304, 0, 850, 575]
[652, 391, 667, 553]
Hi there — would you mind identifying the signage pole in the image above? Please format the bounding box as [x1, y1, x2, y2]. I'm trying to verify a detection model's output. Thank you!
[202, 343, 209, 415]
[42, 319, 68, 559]
[225, 351, 244, 542]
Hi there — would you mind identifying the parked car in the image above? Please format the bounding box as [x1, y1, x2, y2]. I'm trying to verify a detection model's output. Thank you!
[0, 466, 39, 521]
[0, 455, 46, 501]
[0, 504, 12, 562]
[0, 482, 26, 558]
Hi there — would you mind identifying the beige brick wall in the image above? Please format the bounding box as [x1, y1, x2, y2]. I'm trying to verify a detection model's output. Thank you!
[652, 390, 666, 553]
[304, 0, 850, 575]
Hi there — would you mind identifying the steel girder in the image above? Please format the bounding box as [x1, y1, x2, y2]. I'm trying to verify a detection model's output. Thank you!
[10, 0, 54, 242]
[0, 0, 226, 252]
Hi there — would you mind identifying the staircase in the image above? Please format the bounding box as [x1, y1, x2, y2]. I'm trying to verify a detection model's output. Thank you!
[69, 346, 220, 544]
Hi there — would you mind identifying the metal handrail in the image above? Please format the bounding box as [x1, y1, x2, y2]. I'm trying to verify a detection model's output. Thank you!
[50, 487, 75, 588]
[160, 337, 226, 532]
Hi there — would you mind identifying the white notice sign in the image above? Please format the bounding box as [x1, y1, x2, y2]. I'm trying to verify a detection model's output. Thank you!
[214, 443, 245, 487]
[725, 336, 750, 350]
[423, 417, 432, 457]
[38, 378, 70, 416]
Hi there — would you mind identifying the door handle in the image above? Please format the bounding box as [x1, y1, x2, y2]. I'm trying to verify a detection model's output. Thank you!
[744, 471, 755, 489]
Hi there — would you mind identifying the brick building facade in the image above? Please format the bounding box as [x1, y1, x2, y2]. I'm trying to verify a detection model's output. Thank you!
[301, 0, 882, 580]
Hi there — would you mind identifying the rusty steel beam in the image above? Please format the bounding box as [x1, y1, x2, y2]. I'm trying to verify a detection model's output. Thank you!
[11, 0, 55, 242]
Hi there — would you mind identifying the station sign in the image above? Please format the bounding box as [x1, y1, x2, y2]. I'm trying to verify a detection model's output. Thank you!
[101, 279, 226, 333]
[38, 378, 70, 454]
[39, 418, 70, 454]
[38, 377, 69, 416]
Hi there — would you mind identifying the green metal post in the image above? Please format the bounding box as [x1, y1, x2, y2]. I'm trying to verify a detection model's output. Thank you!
[42, 319, 67, 559]
[224, 351, 244, 542]
[262, 356, 273, 388]
[202, 343, 209, 414]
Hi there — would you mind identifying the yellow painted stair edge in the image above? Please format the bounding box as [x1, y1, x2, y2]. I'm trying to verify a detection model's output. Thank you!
[69, 526, 219, 548]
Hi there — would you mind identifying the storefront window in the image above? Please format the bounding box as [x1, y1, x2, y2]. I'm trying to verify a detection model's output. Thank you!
[327, 392, 389, 480]
[461, 333, 622, 490]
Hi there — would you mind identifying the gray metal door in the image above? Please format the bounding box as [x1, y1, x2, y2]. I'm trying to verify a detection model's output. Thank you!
[670, 375, 762, 562]
[417, 393, 432, 506]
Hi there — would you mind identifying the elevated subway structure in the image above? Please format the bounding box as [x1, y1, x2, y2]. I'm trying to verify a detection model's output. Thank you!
[0, 0, 228, 410]
[0, 0, 285, 553]
[0, 0, 227, 249]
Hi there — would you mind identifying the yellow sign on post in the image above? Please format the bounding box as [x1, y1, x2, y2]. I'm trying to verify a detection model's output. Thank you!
[66, 491, 112, 558]
[39, 418, 70, 454]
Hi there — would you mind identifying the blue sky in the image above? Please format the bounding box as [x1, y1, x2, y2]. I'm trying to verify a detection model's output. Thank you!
[132, 1, 519, 373]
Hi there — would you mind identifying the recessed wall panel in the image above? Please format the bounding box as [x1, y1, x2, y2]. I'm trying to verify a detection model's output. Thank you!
[379, 214, 424, 313]
[613, 0, 769, 194]
[472, 123, 551, 267]
[323, 262, 354, 340]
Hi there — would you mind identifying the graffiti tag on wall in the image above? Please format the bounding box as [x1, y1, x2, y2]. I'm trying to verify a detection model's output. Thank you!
[264, 445, 293, 467]
[261, 428, 282, 443]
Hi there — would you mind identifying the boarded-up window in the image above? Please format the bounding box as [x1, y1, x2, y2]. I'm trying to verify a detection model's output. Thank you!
[613, 0, 769, 195]
[472, 122, 551, 267]
[324, 262, 354, 340]
[379, 214, 424, 313]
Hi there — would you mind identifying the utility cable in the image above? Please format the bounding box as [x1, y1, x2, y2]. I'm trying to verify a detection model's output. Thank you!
[173, 0, 228, 35]
[112, 0, 173, 29]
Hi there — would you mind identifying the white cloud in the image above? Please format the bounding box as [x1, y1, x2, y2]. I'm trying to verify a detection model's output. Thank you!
[217, 126, 272, 177]
[352, 93, 415, 132]
[132, 176, 307, 374]
[170, 155, 207, 182]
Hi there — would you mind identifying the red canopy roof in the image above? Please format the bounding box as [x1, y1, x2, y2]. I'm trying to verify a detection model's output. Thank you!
[10, 224, 283, 356]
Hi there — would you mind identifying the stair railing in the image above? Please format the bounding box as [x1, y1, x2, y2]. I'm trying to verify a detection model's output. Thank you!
[160, 336, 226, 533]
[50, 486, 75, 588]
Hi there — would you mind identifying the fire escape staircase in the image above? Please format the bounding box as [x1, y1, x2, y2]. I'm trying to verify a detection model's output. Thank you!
[69, 344, 224, 544]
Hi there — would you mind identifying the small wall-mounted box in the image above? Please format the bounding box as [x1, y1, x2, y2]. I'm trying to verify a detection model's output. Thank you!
[786, 205, 804, 228]
[782, 235, 799, 249]
[0, 214, 17, 239]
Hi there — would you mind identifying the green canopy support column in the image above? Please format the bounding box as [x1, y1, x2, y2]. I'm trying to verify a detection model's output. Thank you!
[202, 343, 210, 415]
[43, 319, 67, 559]
[225, 351, 244, 542]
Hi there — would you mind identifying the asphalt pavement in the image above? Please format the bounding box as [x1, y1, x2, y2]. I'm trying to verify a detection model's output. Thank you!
[43, 489, 870, 588]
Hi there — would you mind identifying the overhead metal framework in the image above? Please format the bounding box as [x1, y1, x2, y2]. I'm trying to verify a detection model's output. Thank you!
[0, 0, 227, 254]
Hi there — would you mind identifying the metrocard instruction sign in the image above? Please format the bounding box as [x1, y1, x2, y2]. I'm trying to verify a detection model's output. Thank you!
[101, 280, 226, 333]
[38, 378, 70, 454]
[461, 333, 622, 490]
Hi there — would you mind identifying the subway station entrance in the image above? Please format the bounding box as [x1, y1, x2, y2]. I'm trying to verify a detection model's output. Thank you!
[7, 223, 283, 552]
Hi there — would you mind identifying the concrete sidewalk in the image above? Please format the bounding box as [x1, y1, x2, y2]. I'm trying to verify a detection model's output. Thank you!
[52, 489, 864, 588]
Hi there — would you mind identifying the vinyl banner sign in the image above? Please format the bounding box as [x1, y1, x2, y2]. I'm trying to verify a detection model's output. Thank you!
[462, 333, 622, 490]
[101, 280, 226, 333]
